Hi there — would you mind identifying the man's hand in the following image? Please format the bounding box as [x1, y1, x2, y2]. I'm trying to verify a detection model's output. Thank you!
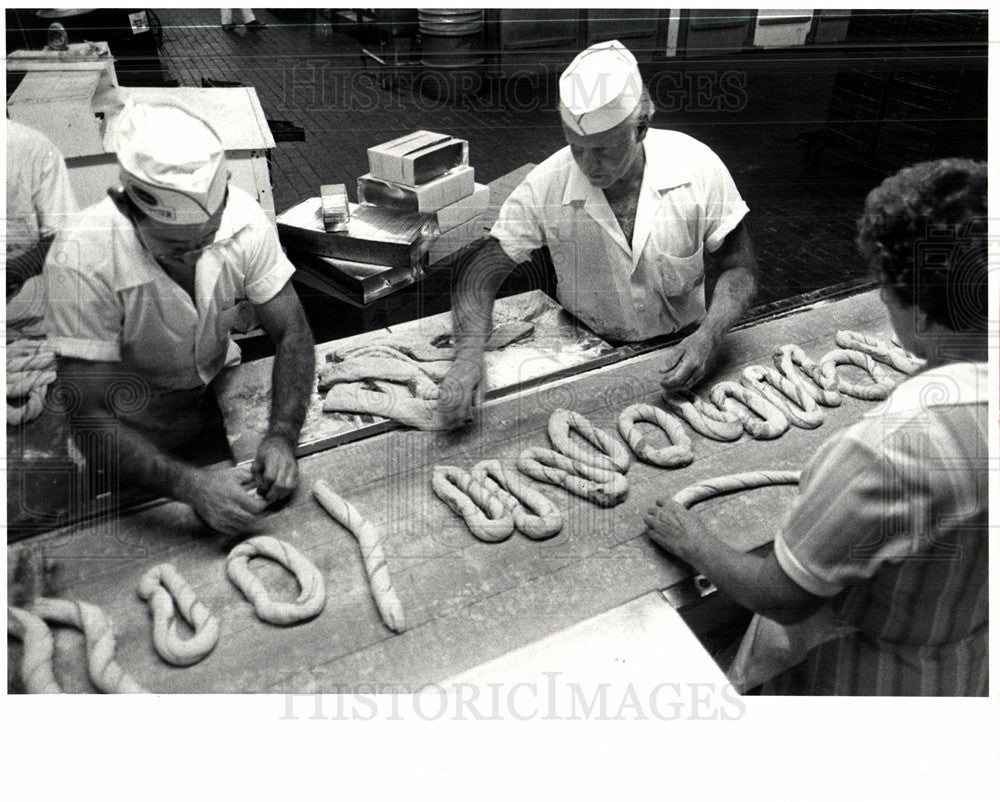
[643, 498, 710, 562]
[437, 358, 483, 430]
[187, 465, 269, 535]
[252, 435, 299, 504]
[659, 329, 719, 391]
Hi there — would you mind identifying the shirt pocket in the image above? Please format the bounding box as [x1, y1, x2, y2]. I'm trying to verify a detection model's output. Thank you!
[651, 244, 705, 298]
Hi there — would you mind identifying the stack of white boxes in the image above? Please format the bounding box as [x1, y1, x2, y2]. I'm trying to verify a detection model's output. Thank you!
[360, 130, 491, 265]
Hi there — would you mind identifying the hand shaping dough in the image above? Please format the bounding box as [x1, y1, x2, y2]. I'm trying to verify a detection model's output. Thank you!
[30, 597, 148, 693]
[672, 470, 802, 509]
[8, 606, 61, 693]
[470, 459, 563, 540]
[616, 404, 694, 468]
[517, 446, 629, 507]
[661, 390, 745, 442]
[318, 356, 440, 399]
[322, 383, 444, 431]
[432, 465, 515, 542]
[835, 330, 924, 375]
[312, 480, 406, 632]
[710, 381, 789, 440]
[741, 365, 824, 429]
[547, 408, 631, 473]
[226, 536, 327, 625]
[773, 345, 842, 407]
[818, 348, 897, 401]
[138, 564, 220, 666]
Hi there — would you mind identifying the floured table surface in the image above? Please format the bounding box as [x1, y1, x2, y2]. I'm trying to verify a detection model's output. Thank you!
[215, 290, 613, 462]
[9, 290, 903, 693]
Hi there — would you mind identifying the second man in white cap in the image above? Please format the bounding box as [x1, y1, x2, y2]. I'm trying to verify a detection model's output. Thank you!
[440, 40, 757, 427]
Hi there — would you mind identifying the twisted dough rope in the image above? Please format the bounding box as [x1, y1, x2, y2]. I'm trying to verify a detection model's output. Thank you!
[312, 480, 406, 632]
[662, 389, 745, 442]
[836, 330, 924, 375]
[8, 607, 61, 693]
[672, 470, 802, 509]
[30, 597, 148, 693]
[7, 340, 57, 426]
[322, 383, 443, 431]
[548, 408, 631, 473]
[432, 465, 514, 542]
[616, 403, 694, 468]
[741, 365, 824, 429]
[328, 344, 453, 381]
[818, 348, 897, 401]
[773, 344, 843, 407]
[517, 446, 629, 508]
[710, 381, 789, 440]
[470, 459, 563, 540]
[226, 536, 327, 625]
[137, 564, 220, 666]
[318, 356, 440, 400]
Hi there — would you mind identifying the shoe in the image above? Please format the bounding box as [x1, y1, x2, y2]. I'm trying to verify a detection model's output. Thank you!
[245, 19, 266, 29]
[221, 23, 236, 31]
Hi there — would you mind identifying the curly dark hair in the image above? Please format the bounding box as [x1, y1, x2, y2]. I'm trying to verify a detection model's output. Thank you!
[856, 158, 987, 332]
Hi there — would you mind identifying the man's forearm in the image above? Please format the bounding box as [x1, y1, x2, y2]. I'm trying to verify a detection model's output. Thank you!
[266, 325, 315, 446]
[451, 238, 518, 363]
[698, 265, 756, 342]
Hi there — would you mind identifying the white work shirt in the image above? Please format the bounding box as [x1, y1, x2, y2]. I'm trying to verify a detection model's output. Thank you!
[44, 186, 295, 392]
[491, 128, 749, 341]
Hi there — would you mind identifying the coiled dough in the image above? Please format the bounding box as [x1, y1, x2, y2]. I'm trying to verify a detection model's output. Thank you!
[836, 330, 924, 375]
[662, 390, 744, 442]
[773, 344, 842, 407]
[710, 381, 789, 440]
[818, 348, 897, 401]
[322, 383, 443, 431]
[138, 564, 220, 666]
[741, 365, 824, 429]
[432, 465, 514, 542]
[616, 404, 694, 467]
[8, 606, 61, 693]
[226, 536, 326, 625]
[673, 470, 802, 509]
[470, 459, 563, 540]
[547, 408, 631, 473]
[517, 446, 629, 508]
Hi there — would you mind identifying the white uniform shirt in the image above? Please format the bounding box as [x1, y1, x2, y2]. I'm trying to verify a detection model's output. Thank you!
[44, 186, 294, 392]
[491, 128, 749, 341]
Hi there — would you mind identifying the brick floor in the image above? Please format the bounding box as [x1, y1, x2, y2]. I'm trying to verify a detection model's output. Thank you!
[155, 8, 884, 310]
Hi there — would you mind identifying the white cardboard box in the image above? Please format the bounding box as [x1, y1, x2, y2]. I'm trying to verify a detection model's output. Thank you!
[357, 165, 475, 214]
[434, 182, 490, 231]
[366, 130, 468, 186]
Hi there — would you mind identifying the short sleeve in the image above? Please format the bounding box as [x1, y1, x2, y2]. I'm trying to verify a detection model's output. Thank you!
[237, 201, 296, 305]
[33, 145, 79, 238]
[43, 233, 122, 362]
[696, 147, 749, 253]
[489, 176, 545, 265]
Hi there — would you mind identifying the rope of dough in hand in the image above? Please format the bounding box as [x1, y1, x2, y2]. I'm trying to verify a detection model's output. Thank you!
[7, 344, 57, 373]
[312, 480, 406, 632]
[672, 470, 802, 509]
[7, 368, 57, 398]
[517, 446, 629, 508]
[329, 344, 453, 381]
[741, 365, 824, 429]
[7, 383, 49, 426]
[318, 356, 440, 400]
[547, 408, 631, 473]
[773, 344, 842, 407]
[322, 383, 444, 431]
[8, 606, 61, 693]
[226, 536, 327, 625]
[710, 381, 789, 440]
[432, 465, 515, 542]
[137, 564, 220, 666]
[661, 389, 745, 442]
[818, 348, 897, 401]
[30, 597, 148, 693]
[470, 459, 563, 540]
[616, 404, 694, 467]
[835, 330, 924, 375]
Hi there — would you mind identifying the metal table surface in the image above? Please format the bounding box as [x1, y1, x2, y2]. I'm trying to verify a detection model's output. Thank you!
[8, 289, 899, 693]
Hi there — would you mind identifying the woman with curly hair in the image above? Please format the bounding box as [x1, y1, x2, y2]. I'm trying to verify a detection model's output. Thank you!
[644, 158, 988, 695]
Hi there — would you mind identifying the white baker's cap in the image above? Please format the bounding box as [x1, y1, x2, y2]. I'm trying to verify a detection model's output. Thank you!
[111, 99, 228, 226]
[559, 40, 643, 136]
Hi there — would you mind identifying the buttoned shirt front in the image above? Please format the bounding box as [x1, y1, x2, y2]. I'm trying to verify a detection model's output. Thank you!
[491, 128, 749, 341]
[44, 185, 294, 392]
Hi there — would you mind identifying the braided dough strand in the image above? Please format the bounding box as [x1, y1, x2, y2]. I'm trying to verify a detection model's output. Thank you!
[517, 446, 629, 508]
[8, 607, 61, 693]
[710, 381, 789, 440]
[317, 356, 440, 400]
[661, 390, 744, 442]
[432, 465, 515, 542]
[322, 383, 444, 431]
[741, 365, 824, 429]
[312, 480, 406, 632]
[773, 344, 842, 407]
[226, 536, 326, 625]
[547, 408, 631, 473]
[617, 404, 694, 467]
[30, 597, 148, 693]
[673, 470, 802, 509]
[138, 564, 220, 666]
[470, 459, 563, 540]
[835, 330, 924, 375]
[818, 348, 897, 401]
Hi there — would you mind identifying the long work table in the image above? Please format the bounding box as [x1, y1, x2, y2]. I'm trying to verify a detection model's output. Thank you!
[7, 289, 899, 693]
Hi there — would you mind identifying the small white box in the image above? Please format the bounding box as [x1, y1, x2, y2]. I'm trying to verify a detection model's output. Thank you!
[366, 130, 469, 186]
[434, 183, 490, 232]
[357, 166, 475, 214]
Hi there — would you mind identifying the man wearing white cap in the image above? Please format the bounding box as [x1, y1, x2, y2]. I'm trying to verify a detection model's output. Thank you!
[43, 100, 315, 535]
[440, 40, 757, 427]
